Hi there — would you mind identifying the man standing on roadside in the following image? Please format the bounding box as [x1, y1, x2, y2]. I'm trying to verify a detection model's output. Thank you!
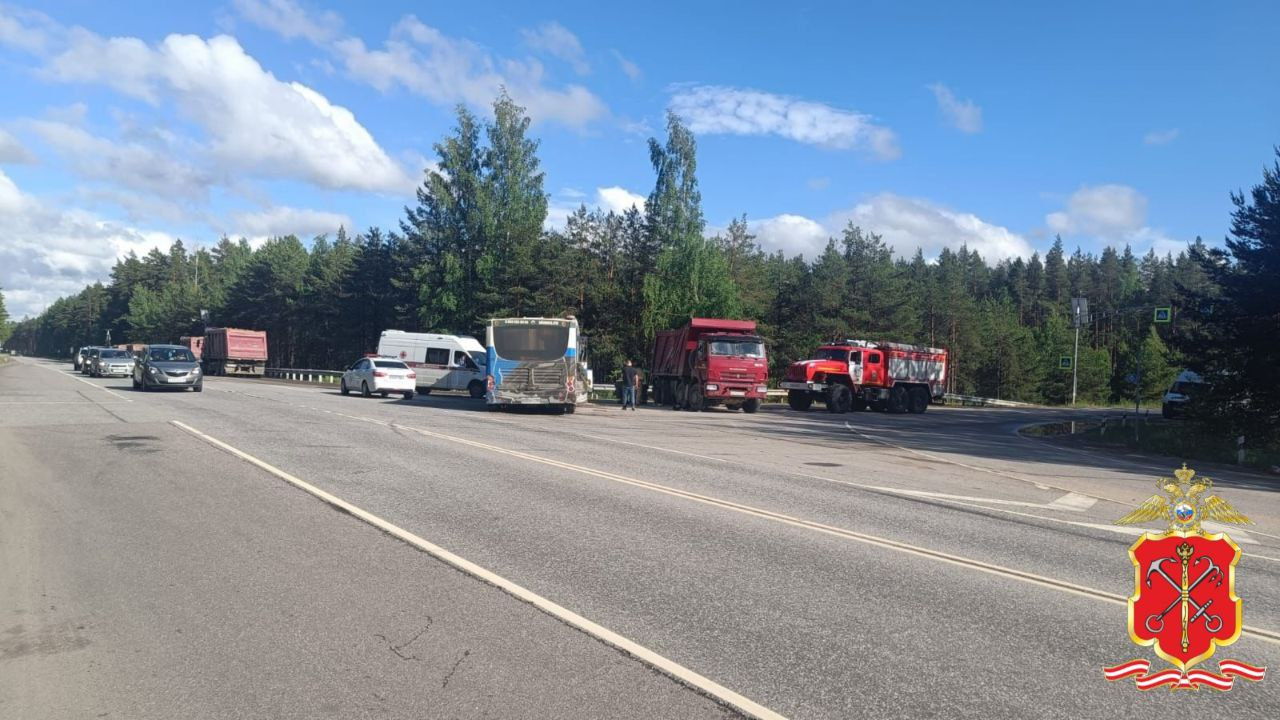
[621, 360, 639, 411]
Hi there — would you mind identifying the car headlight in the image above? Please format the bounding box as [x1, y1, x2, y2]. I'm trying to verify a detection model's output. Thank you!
[148, 366, 158, 374]
[193, 367, 201, 374]
[705, 383, 718, 391]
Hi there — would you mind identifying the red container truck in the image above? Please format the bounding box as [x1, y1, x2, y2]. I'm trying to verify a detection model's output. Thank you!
[780, 339, 947, 414]
[650, 318, 769, 413]
[179, 335, 204, 359]
[202, 327, 268, 376]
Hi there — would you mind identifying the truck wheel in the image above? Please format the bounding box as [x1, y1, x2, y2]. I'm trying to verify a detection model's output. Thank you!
[908, 387, 928, 414]
[467, 380, 484, 398]
[888, 386, 908, 414]
[826, 384, 852, 414]
[340, 379, 349, 396]
[743, 398, 761, 414]
[686, 385, 704, 411]
[787, 390, 812, 412]
[361, 381, 371, 398]
[851, 396, 868, 412]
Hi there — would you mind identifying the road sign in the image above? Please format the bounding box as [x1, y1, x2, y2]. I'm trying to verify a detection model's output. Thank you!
[1059, 356, 1073, 370]
[1071, 298, 1089, 328]
[1154, 307, 1172, 323]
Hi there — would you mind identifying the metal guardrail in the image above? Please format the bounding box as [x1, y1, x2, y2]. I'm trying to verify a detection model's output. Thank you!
[942, 393, 1035, 408]
[264, 368, 344, 384]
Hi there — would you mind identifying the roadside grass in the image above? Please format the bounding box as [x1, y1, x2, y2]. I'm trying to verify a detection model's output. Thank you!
[1052, 418, 1280, 472]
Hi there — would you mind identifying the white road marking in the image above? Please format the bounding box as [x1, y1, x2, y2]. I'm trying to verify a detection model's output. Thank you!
[862, 486, 1096, 512]
[169, 419, 788, 720]
[1047, 492, 1099, 511]
[0, 400, 128, 405]
[39, 364, 133, 402]
[265, 411, 1280, 644]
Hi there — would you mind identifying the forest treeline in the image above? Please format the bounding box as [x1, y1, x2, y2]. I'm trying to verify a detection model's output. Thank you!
[5, 94, 1278, 440]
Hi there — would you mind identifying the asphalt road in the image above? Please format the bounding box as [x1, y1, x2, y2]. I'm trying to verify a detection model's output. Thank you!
[3, 357, 1278, 719]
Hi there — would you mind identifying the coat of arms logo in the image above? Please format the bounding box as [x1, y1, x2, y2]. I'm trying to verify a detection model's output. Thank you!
[1103, 465, 1267, 690]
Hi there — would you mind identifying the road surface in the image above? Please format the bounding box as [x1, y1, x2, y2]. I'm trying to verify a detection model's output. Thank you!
[3, 357, 1277, 719]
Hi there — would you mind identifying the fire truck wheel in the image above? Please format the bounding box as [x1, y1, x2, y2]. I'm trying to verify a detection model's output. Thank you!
[888, 386, 908, 414]
[787, 390, 812, 411]
[851, 396, 868, 412]
[825, 384, 852, 414]
[908, 387, 929, 414]
[743, 398, 761, 414]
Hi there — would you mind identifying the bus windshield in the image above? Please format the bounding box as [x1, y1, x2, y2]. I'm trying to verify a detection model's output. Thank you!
[709, 340, 765, 358]
[493, 324, 571, 362]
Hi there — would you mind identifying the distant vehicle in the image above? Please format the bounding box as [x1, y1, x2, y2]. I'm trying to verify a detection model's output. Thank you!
[340, 357, 416, 399]
[485, 316, 587, 412]
[179, 335, 205, 359]
[74, 345, 94, 371]
[80, 347, 102, 375]
[650, 318, 768, 413]
[88, 348, 135, 378]
[781, 340, 947, 414]
[133, 344, 203, 392]
[201, 328, 268, 376]
[1162, 370, 1207, 419]
[376, 330, 487, 398]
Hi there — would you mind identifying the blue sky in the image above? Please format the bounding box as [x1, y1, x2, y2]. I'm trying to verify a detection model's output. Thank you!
[1, 0, 1277, 318]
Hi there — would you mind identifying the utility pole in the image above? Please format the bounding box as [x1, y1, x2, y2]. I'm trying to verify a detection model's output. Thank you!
[1071, 298, 1086, 406]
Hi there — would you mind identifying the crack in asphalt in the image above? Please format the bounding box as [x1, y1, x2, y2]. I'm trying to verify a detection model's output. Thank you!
[374, 617, 433, 661]
[441, 648, 470, 688]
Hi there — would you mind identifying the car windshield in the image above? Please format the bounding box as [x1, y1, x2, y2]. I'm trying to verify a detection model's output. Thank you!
[1171, 381, 1204, 395]
[149, 348, 196, 362]
[101, 350, 128, 358]
[469, 351, 487, 367]
[709, 340, 765, 358]
[374, 360, 407, 369]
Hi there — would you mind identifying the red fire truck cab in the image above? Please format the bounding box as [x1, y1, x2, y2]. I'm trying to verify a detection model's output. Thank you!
[781, 340, 947, 414]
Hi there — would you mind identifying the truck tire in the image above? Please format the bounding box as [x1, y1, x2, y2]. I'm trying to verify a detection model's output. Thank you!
[888, 385, 908, 414]
[787, 390, 812, 411]
[468, 380, 485, 398]
[908, 386, 929, 414]
[851, 395, 868, 412]
[686, 384, 704, 412]
[743, 398, 761, 414]
[826, 384, 852, 414]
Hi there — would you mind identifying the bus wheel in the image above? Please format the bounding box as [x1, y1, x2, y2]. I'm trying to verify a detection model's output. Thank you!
[467, 380, 485, 398]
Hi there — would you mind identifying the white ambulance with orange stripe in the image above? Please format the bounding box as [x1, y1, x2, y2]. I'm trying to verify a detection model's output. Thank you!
[376, 330, 488, 398]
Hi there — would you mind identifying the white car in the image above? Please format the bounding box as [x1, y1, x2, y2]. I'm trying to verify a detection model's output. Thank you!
[340, 357, 416, 399]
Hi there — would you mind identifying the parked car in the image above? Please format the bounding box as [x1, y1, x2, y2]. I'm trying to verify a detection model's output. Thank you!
[132, 344, 203, 392]
[89, 348, 136, 378]
[81, 347, 102, 375]
[376, 330, 487, 397]
[340, 357, 416, 399]
[73, 346, 94, 371]
[1162, 370, 1207, 418]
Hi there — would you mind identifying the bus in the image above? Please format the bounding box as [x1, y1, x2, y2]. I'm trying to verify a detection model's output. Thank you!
[485, 317, 588, 412]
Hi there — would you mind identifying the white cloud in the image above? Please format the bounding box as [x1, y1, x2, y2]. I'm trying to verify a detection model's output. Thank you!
[668, 85, 899, 159]
[1143, 128, 1179, 145]
[596, 186, 645, 214]
[232, 0, 341, 44]
[0, 169, 174, 319]
[41, 31, 413, 194]
[751, 194, 1032, 262]
[230, 206, 352, 239]
[295, 15, 606, 129]
[0, 128, 36, 164]
[1045, 184, 1147, 239]
[0, 5, 54, 53]
[927, 83, 982, 134]
[611, 49, 641, 82]
[521, 21, 590, 75]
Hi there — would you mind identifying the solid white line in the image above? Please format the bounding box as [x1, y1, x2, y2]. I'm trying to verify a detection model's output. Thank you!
[0, 400, 128, 405]
[169, 419, 787, 720]
[52, 367, 133, 402]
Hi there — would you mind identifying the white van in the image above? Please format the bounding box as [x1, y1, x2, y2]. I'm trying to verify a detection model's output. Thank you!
[377, 330, 488, 398]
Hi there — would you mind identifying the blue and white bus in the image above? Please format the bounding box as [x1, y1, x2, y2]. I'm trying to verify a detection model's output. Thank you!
[485, 316, 587, 413]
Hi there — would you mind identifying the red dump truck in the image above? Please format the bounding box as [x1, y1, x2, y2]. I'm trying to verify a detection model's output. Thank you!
[651, 318, 769, 413]
[178, 335, 204, 358]
[201, 328, 268, 376]
[781, 339, 947, 414]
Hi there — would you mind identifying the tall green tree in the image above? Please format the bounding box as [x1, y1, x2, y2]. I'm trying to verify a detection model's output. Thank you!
[0, 285, 11, 347]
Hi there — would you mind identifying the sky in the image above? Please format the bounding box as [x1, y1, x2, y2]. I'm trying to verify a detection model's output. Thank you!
[1, 0, 1277, 319]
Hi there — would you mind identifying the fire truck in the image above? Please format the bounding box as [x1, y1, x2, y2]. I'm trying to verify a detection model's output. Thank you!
[780, 340, 947, 414]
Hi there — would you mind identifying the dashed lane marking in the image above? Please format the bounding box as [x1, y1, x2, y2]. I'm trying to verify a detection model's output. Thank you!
[169, 419, 787, 720]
